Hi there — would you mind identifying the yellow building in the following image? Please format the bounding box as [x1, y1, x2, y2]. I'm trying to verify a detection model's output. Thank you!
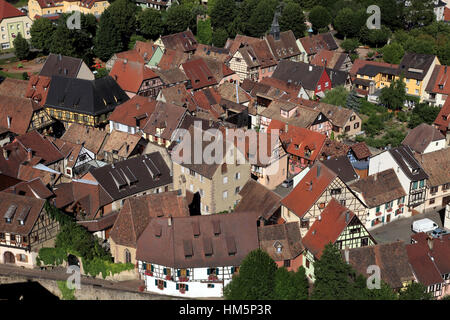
[0, 0, 32, 49]
[28, 0, 109, 20]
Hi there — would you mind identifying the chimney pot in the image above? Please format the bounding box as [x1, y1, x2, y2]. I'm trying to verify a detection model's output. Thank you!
[428, 237, 434, 251]
[168, 215, 172, 226]
[3, 148, 9, 160]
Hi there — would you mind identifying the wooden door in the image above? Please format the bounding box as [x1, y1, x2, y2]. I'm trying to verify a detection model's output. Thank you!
[3, 251, 15, 264]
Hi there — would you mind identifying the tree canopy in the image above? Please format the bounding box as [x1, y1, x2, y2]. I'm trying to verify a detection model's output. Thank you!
[13, 32, 30, 60]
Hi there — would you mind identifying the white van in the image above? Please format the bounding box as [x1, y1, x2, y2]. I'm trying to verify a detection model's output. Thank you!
[412, 218, 438, 233]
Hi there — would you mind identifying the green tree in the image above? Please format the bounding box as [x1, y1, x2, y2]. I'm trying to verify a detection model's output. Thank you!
[399, 282, 433, 300]
[137, 8, 164, 40]
[346, 89, 361, 112]
[128, 34, 146, 50]
[30, 18, 55, 53]
[321, 85, 349, 106]
[379, 77, 406, 110]
[333, 8, 366, 38]
[311, 243, 361, 300]
[164, 4, 193, 34]
[94, 9, 122, 62]
[360, 25, 391, 48]
[197, 18, 213, 45]
[209, 0, 236, 31]
[407, 103, 441, 129]
[273, 266, 309, 300]
[340, 38, 359, 53]
[13, 32, 30, 60]
[308, 6, 331, 32]
[246, 0, 278, 37]
[224, 249, 277, 300]
[403, 0, 435, 30]
[381, 42, 405, 64]
[212, 28, 229, 47]
[278, 1, 306, 38]
[49, 22, 76, 57]
[107, 0, 138, 50]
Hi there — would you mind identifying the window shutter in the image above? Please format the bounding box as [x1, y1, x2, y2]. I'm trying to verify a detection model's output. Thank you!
[155, 279, 158, 286]
[151, 264, 154, 272]
[177, 270, 180, 277]
[176, 283, 179, 290]
[186, 284, 189, 291]
[163, 268, 167, 275]
[231, 267, 235, 274]
[207, 268, 211, 275]
[216, 268, 219, 275]
[186, 269, 190, 276]
[164, 281, 167, 288]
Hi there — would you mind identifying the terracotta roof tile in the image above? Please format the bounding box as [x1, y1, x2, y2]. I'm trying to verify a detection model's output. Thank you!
[0, 0, 25, 19]
[110, 59, 159, 94]
[181, 58, 218, 90]
[108, 95, 156, 128]
[258, 222, 303, 261]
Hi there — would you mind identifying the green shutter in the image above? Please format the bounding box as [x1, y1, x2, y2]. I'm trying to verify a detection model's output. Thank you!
[142, 262, 146, 270]
[155, 279, 158, 286]
[176, 283, 179, 290]
[207, 269, 211, 275]
[216, 268, 219, 275]
[231, 267, 235, 274]
[376, 206, 380, 212]
[185, 284, 189, 291]
[164, 281, 167, 288]
[151, 264, 154, 272]
[163, 268, 167, 275]
[177, 270, 181, 277]
[186, 269, 190, 276]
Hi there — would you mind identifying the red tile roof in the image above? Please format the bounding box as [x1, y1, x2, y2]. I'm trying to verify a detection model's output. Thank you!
[267, 119, 326, 161]
[107, 95, 156, 128]
[25, 75, 51, 106]
[0, 0, 25, 19]
[434, 98, 450, 132]
[350, 59, 399, 79]
[0, 95, 36, 135]
[182, 58, 218, 90]
[14, 131, 64, 165]
[109, 59, 159, 94]
[350, 142, 371, 160]
[157, 48, 189, 70]
[426, 64, 450, 96]
[444, 7, 450, 22]
[115, 50, 145, 64]
[281, 162, 337, 218]
[302, 199, 356, 259]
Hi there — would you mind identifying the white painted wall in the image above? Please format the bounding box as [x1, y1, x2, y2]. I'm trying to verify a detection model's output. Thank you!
[423, 139, 446, 154]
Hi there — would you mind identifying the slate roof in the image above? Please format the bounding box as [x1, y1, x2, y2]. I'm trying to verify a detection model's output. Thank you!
[272, 60, 325, 91]
[234, 179, 282, 220]
[323, 156, 359, 183]
[110, 191, 189, 248]
[345, 241, 415, 289]
[39, 54, 85, 79]
[45, 76, 129, 116]
[398, 52, 436, 81]
[350, 169, 406, 208]
[258, 222, 303, 261]
[402, 123, 445, 154]
[414, 148, 450, 187]
[388, 145, 428, 181]
[136, 211, 260, 268]
[0, 192, 45, 236]
[88, 152, 172, 201]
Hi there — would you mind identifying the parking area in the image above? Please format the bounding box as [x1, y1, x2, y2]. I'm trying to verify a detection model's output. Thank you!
[370, 209, 445, 244]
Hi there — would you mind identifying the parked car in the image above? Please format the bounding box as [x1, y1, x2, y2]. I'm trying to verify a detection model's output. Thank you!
[281, 178, 293, 188]
[429, 228, 450, 238]
[412, 218, 438, 233]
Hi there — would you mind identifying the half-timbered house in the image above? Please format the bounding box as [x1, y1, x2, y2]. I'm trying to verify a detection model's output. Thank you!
[301, 199, 376, 281]
[281, 162, 367, 237]
[0, 193, 60, 268]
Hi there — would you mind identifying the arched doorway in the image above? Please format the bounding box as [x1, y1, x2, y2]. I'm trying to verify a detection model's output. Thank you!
[3, 251, 15, 264]
[124, 249, 131, 264]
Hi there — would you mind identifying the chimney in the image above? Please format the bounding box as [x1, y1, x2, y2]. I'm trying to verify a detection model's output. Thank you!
[168, 215, 172, 227]
[27, 148, 32, 161]
[7, 116, 11, 129]
[374, 173, 377, 181]
[124, 59, 128, 64]
[308, 180, 313, 191]
[285, 123, 288, 133]
[318, 215, 322, 221]
[345, 211, 350, 223]
[136, 103, 140, 110]
[428, 237, 434, 251]
[3, 149, 9, 160]
[317, 163, 321, 177]
[309, 65, 313, 72]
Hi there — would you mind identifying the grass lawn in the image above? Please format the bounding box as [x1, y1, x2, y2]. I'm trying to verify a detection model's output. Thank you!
[0, 69, 25, 79]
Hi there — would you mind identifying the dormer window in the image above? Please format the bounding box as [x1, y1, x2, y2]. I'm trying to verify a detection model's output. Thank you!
[274, 241, 283, 254]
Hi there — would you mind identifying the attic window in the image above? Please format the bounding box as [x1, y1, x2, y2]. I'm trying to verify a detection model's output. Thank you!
[183, 239, 193, 258]
[203, 237, 213, 257]
[192, 222, 200, 237]
[4, 204, 17, 224]
[274, 241, 283, 254]
[226, 236, 237, 256]
[212, 220, 221, 236]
